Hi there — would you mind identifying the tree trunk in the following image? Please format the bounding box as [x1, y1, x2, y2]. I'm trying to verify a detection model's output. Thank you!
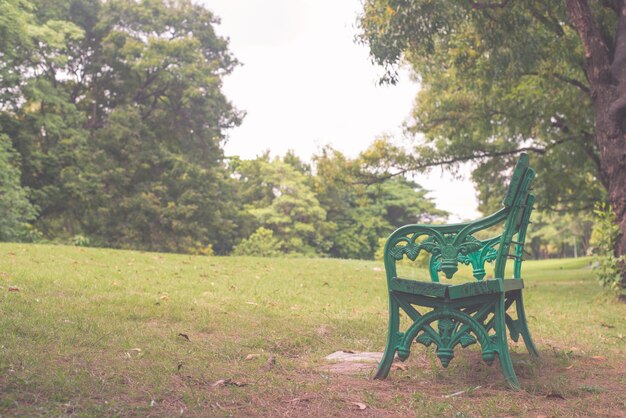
[567, 0, 626, 283]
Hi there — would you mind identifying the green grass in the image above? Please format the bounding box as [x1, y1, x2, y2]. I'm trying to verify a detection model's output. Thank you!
[1, 243, 625, 416]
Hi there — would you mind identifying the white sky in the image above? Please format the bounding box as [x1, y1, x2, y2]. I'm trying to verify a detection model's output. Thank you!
[204, 0, 479, 221]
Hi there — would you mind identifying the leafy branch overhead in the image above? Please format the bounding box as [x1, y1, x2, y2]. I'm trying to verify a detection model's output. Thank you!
[358, 1, 626, 286]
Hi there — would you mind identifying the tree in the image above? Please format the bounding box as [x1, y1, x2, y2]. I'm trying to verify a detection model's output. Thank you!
[358, 0, 626, 281]
[232, 227, 281, 257]
[312, 145, 446, 259]
[0, 0, 88, 237]
[0, 135, 37, 241]
[235, 157, 333, 256]
[0, 0, 244, 253]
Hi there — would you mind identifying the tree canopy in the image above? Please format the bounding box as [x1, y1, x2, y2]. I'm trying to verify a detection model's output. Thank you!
[358, 0, 626, 281]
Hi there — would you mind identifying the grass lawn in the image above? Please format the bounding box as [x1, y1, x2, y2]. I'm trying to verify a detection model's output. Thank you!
[1, 243, 625, 416]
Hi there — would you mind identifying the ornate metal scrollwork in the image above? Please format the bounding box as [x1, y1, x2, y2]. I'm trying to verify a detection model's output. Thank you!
[398, 307, 497, 368]
[390, 233, 485, 279]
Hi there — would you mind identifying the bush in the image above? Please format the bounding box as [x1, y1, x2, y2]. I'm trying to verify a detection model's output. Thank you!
[590, 203, 626, 295]
[232, 227, 281, 257]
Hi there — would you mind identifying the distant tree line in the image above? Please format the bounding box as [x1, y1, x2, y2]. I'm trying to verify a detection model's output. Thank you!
[0, 0, 601, 260]
[0, 0, 450, 259]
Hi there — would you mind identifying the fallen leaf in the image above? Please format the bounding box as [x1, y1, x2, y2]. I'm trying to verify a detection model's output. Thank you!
[316, 325, 329, 337]
[351, 401, 367, 410]
[245, 354, 260, 360]
[178, 333, 190, 341]
[444, 386, 481, 399]
[211, 379, 229, 388]
[391, 363, 408, 371]
[263, 355, 276, 370]
[8, 286, 19, 292]
[283, 396, 316, 403]
[211, 378, 247, 388]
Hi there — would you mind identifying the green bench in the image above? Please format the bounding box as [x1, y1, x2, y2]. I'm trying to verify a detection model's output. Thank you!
[375, 153, 539, 389]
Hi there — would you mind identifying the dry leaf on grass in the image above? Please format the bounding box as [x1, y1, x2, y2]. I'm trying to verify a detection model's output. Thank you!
[264, 355, 276, 370]
[211, 378, 247, 388]
[283, 396, 316, 403]
[350, 401, 367, 410]
[391, 363, 407, 371]
[212, 379, 228, 388]
[444, 386, 481, 398]
[316, 325, 329, 337]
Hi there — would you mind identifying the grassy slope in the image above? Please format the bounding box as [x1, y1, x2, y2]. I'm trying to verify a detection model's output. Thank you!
[0, 244, 625, 416]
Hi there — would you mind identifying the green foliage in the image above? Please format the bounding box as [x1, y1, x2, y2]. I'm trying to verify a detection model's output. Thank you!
[313, 145, 446, 260]
[526, 211, 593, 259]
[236, 158, 332, 256]
[0, 135, 38, 241]
[590, 203, 626, 295]
[0, 0, 244, 253]
[1, 1, 450, 258]
[357, 1, 608, 213]
[232, 227, 281, 257]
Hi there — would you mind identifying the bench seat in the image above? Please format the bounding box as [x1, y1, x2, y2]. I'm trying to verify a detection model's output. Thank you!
[391, 277, 524, 300]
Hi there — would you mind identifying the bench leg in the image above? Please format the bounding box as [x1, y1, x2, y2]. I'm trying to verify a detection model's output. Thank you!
[514, 290, 539, 357]
[495, 294, 520, 390]
[375, 295, 400, 379]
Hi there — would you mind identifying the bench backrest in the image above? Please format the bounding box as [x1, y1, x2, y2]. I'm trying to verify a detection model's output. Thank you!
[495, 154, 535, 279]
[383, 153, 535, 282]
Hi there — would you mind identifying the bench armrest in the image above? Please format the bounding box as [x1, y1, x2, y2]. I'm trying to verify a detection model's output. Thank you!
[384, 207, 512, 282]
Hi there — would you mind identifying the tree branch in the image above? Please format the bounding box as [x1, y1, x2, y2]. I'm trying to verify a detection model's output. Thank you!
[552, 73, 591, 93]
[468, 0, 509, 10]
[566, 0, 612, 87]
[600, 0, 622, 15]
[353, 142, 569, 185]
[528, 4, 565, 37]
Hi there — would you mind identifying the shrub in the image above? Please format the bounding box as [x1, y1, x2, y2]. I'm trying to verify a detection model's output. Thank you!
[590, 203, 626, 295]
[232, 227, 281, 257]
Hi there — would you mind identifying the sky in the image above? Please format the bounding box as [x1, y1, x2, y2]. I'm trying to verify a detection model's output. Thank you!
[203, 0, 480, 221]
